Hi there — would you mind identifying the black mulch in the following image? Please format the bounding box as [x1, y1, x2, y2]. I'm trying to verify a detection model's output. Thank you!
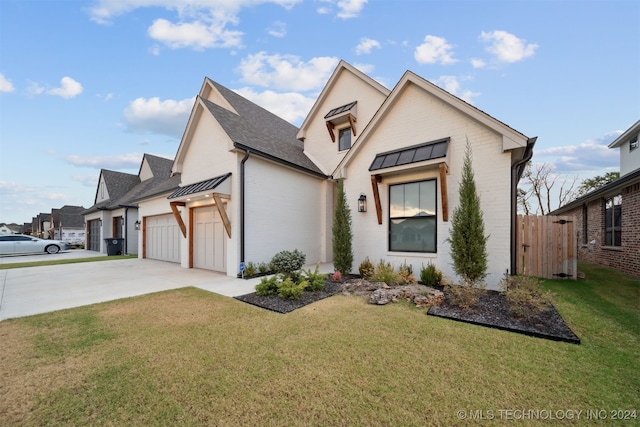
[234, 281, 343, 314]
[427, 290, 580, 344]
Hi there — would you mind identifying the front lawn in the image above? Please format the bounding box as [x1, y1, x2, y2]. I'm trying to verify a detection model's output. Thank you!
[0, 262, 637, 425]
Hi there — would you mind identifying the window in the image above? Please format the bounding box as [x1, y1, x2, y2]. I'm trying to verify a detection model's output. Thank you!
[338, 127, 351, 151]
[389, 180, 437, 252]
[604, 195, 622, 246]
[630, 135, 639, 152]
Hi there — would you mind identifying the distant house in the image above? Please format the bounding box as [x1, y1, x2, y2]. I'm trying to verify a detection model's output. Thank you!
[135, 61, 536, 289]
[551, 119, 639, 276]
[82, 154, 178, 255]
[32, 213, 51, 239]
[51, 205, 86, 245]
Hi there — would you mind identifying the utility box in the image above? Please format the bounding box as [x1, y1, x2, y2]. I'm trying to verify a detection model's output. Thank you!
[104, 238, 124, 256]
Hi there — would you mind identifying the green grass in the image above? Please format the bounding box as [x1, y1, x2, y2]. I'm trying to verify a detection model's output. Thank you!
[0, 254, 136, 269]
[0, 262, 638, 426]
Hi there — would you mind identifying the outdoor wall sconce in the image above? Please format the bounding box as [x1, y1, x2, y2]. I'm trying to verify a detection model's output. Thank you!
[135, 220, 141, 230]
[358, 194, 367, 212]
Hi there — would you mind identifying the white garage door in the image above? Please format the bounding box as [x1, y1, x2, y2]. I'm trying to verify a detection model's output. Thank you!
[146, 214, 180, 263]
[194, 206, 226, 272]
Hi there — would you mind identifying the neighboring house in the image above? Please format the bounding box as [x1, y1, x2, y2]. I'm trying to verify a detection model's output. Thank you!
[0, 224, 16, 234]
[51, 205, 86, 244]
[83, 154, 177, 255]
[32, 213, 51, 239]
[551, 120, 639, 277]
[145, 61, 535, 289]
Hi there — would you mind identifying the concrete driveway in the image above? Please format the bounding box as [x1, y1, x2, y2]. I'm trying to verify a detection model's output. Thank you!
[0, 251, 260, 321]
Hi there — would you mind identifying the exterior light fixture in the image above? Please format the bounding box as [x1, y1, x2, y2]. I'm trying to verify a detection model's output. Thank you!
[358, 194, 367, 212]
[135, 220, 141, 230]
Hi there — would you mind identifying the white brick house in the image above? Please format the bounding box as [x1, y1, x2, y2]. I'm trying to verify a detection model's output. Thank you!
[142, 61, 535, 289]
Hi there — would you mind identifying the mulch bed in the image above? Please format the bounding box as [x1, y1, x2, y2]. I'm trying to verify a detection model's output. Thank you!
[428, 290, 581, 344]
[234, 281, 343, 314]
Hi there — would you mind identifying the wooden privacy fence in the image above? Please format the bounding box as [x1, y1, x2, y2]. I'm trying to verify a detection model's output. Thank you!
[517, 215, 577, 280]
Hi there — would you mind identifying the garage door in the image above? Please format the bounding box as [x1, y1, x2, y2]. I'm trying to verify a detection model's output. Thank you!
[194, 206, 226, 272]
[88, 219, 101, 252]
[145, 214, 180, 263]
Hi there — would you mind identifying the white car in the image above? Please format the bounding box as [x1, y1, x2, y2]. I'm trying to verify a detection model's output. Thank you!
[0, 234, 69, 255]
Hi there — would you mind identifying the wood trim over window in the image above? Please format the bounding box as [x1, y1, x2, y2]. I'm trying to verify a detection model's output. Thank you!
[439, 162, 449, 222]
[371, 175, 383, 225]
[326, 121, 336, 142]
[212, 193, 232, 238]
[170, 201, 187, 238]
[347, 114, 357, 136]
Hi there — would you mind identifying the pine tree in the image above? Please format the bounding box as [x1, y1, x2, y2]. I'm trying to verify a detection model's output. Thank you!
[448, 140, 489, 283]
[332, 179, 353, 275]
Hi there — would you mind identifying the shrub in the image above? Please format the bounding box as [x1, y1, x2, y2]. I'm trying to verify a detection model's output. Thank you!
[372, 259, 400, 286]
[270, 249, 306, 276]
[331, 271, 342, 282]
[258, 262, 270, 274]
[420, 263, 443, 286]
[445, 276, 486, 310]
[244, 262, 257, 277]
[500, 274, 553, 318]
[397, 262, 416, 285]
[303, 263, 327, 292]
[358, 257, 375, 280]
[332, 179, 353, 274]
[255, 275, 279, 296]
[277, 277, 307, 300]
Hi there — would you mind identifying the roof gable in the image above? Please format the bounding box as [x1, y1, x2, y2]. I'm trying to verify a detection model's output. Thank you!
[608, 119, 640, 148]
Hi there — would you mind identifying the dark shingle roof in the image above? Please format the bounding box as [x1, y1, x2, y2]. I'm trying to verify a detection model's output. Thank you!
[203, 80, 325, 177]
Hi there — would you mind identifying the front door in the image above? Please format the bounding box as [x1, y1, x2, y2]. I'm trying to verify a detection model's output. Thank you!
[194, 206, 226, 272]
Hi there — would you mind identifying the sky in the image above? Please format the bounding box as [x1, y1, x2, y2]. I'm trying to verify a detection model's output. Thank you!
[0, 0, 638, 224]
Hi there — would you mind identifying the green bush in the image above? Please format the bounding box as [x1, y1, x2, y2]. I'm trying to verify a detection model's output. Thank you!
[332, 180, 353, 274]
[358, 257, 375, 280]
[277, 277, 307, 300]
[303, 263, 327, 292]
[500, 274, 553, 318]
[270, 249, 306, 276]
[372, 259, 400, 286]
[258, 262, 270, 274]
[255, 275, 279, 296]
[244, 262, 257, 277]
[420, 263, 443, 286]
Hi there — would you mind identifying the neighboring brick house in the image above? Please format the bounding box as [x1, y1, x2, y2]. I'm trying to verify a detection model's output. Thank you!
[551, 120, 640, 277]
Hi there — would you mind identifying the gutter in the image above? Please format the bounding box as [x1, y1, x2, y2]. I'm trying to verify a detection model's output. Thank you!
[240, 149, 251, 270]
[510, 137, 536, 276]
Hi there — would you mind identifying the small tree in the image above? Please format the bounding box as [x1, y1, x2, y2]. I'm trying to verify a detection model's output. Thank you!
[332, 179, 353, 275]
[448, 140, 489, 283]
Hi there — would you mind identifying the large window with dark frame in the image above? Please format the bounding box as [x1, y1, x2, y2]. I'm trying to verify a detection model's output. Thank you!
[389, 180, 437, 252]
[604, 195, 622, 246]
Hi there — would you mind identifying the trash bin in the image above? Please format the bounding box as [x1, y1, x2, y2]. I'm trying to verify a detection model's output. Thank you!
[104, 238, 124, 256]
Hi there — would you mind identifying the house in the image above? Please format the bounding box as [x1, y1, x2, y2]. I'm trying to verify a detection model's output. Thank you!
[50, 205, 86, 245]
[83, 154, 178, 255]
[32, 213, 51, 239]
[551, 120, 639, 276]
[139, 61, 535, 289]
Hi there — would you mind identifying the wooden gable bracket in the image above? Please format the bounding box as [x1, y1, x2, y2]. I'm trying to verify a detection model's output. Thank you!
[212, 193, 232, 238]
[347, 114, 357, 136]
[371, 174, 383, 225]
[326, 121, 336, 142]
[170, 201, 187, 238]
[439, 162, 449, 222]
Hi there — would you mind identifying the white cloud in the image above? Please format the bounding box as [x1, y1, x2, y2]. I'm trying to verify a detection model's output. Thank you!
[238, 52, 339, 91]
[26, 81, 45, 97]
[234, 87, 315, 124]
[64, 152, 145, 169]
[535, 131, 620, 173]
[337, 0, 368, 19]
[124, 96, 195, 138]
[480, 30, 538, 63]
[47, 77, 83, 99]
[88, 0, 302, 50]
[434, 75, 479, 104]
[471, 58, 486, 69]
[71, 175, 100, 187]
[0, 73, 15, 92]
[267, 21, 286, 37]
[414, 35, 457, 65]
[355, 37, 380, 55]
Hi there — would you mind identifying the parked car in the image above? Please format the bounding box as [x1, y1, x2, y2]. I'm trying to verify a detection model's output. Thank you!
[0, 234, 69, 255]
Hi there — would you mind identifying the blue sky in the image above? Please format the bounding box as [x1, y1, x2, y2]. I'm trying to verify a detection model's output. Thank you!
[0, 0, 638, 224]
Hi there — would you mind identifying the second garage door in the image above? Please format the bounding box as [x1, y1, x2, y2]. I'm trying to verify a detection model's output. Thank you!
[145, 214, 180, 263]
[194, 206, 226, 272]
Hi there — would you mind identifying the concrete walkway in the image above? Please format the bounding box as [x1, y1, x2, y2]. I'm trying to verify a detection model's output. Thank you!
[0, 250, 334, 321]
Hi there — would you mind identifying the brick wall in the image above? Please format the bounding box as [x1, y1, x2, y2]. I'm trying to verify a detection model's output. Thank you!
[563, 182, 639, 277]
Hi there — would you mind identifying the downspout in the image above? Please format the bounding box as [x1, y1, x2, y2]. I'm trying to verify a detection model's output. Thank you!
[240, 149, 251, 269]
[124, 207, 128, 255]
[510, 137, 536, 276]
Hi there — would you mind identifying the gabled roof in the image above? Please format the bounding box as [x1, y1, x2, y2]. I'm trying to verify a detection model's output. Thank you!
[173, 78, 325, 178]
[296, 60, 390, 141]
[608, 119, 640, 148]
[334, 70, 530, 175]
[51, 205, 85, 228]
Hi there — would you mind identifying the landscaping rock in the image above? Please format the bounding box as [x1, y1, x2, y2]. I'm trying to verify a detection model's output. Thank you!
[341, 279, 444, 307]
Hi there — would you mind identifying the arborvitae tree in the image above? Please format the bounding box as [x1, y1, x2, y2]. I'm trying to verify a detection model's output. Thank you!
[332, 179, 353, 275]
[448, 140, 489, 283]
